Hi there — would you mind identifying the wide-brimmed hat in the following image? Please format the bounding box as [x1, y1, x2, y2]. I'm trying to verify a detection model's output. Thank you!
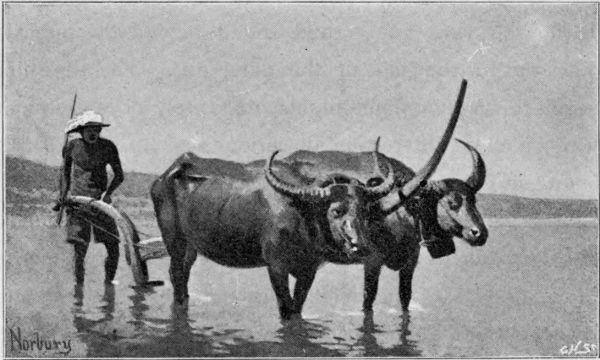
[65, 110, 111, 134]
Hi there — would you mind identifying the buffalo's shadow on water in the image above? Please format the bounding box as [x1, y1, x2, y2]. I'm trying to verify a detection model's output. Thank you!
[356, 311, 421, 357]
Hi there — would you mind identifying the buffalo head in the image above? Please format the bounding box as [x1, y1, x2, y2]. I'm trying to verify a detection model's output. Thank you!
[265, 150, 395, 256]
[416, 139, 487, 248]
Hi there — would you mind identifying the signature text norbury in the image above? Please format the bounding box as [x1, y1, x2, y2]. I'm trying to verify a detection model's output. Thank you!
[9, 327, 72, 355]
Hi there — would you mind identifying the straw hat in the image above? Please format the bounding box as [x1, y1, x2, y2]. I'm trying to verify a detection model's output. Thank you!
[65, 110, 111, 134]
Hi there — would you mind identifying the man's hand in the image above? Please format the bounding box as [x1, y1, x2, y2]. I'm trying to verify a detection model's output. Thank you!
[52, 196, 66, 211]
[51, 201, 62, 212]
[100, 192, 112, 204]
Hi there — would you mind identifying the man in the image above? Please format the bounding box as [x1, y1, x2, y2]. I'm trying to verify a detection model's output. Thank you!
[55, 110, 124, 284]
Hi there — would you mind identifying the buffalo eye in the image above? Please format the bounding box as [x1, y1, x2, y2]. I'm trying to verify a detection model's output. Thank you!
[447, 194, 463, 211]
[331, 207, 345, 218]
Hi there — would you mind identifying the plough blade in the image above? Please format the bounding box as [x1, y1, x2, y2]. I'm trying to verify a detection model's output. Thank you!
[137, 237, 169, 261]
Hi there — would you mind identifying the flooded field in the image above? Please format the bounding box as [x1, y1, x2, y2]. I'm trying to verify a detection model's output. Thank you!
[4, 211, 599, 357]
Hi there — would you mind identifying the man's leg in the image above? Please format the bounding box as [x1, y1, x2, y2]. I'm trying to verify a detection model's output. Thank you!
[67, 215, 91, 283]
[93, 221, 120, 283]
[102, 241, 120, 283]
[73, 243, 89, 284]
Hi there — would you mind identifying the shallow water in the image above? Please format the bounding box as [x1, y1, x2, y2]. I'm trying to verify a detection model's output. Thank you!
[4, 215, 599, 357]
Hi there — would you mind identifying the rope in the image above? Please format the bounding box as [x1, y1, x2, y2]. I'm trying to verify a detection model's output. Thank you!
[70, 214, 159, 240]
[70, 214, 121, 242]
[395, 205, 430, 247]
[70, 215, 163, 253]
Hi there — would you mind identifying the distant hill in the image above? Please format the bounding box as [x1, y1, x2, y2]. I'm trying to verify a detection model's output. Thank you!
[4, 156, 157, 201]
[4, 155, 598, 219]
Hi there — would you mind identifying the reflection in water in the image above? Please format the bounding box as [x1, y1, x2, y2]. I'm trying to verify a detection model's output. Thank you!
[100, 284, 116, 322]
[71, 283, 419, 357]
[357, 311, 421, 357]
[72, 283, 116, 332]
[127, 285, 154, 331]
[120, 290, 228, 356]
[273, 319, 345, 356]
[73, 283, 84, 308]
[125, 289, 343, 357]
[71, 283, 120, 356]
[217, 318, 344, 357]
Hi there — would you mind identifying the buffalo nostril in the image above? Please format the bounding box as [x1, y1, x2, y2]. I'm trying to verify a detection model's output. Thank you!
[470, 228, 480, 238]
[342, 220, 358, 245]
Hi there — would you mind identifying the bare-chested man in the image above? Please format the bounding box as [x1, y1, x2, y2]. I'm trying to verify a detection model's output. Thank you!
[56, 110, 124, 284]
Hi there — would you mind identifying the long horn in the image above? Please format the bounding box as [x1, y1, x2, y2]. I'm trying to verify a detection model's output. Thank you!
[400, 79, 468, 198]
[366, 144, 396, 200]
[456, 138, 486, 192]
[64, 196, 149, 285]
[264, 151, 330, 201]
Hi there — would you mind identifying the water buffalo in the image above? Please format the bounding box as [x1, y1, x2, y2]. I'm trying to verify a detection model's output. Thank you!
[145, 88, 469, 319]
[281, 81, 488, 313]
[146, 149, 399, 319]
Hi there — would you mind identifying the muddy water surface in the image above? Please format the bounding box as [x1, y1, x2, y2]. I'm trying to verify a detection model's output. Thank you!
[5, 214, 598, 357]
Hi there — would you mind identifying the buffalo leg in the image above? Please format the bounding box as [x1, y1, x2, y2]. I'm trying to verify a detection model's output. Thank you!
[291, 266, 317, 316]
[398, 251, 419, 313]
[398, 270, 412, 313]
[166, 237, 188, 304]
[181, 244, 197, 298]
[267, 267, 294, 320]
[363, 259, 383, 313]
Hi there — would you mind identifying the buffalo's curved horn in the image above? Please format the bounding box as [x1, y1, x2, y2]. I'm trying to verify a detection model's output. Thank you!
[400, 79, 468, 198]
[456, 138, 486, 192]
[265, 151, 331, 201]
[63, 196, 149, 285]
[366, 143, 396, 200]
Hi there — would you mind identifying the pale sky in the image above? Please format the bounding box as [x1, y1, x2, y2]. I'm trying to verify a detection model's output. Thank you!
[3, 3, 598, 199]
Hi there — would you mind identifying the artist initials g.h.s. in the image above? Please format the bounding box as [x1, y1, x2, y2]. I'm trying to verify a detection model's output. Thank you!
[560, 341, 597, 356]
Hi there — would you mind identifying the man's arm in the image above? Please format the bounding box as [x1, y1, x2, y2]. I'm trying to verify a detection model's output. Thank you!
[53, 142, 72, 211]
[101, 143, 124, 203]
[105, 162, 124, 195]
[61, 154, 72, 199]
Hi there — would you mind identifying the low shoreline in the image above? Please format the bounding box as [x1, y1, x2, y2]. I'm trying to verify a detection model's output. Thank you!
[485, 217, 598, 226]
[4, 205, 598, 226]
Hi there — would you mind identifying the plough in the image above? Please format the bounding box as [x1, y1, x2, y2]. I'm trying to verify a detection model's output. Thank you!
[64, 196, 168, 286]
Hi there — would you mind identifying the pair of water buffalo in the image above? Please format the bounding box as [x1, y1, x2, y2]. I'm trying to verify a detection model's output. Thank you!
[71, 79, 488, 320]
